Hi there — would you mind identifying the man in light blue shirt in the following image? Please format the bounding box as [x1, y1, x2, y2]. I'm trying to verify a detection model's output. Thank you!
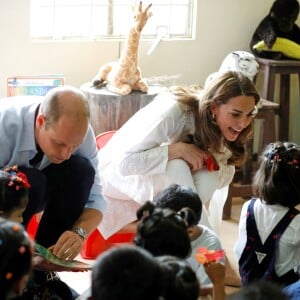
[0, 86, 106, 262]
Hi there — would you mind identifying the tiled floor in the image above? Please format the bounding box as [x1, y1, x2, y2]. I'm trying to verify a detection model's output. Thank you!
[220, 197, 244, 296]
[59, 256, 93, 295]
[60, 197, 244, 298]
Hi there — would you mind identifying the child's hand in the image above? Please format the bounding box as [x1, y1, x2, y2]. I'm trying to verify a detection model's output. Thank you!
[204, 261, 226, 284]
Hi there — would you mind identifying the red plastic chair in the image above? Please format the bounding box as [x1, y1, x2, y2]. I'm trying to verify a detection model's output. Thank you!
[95, 130, 116, 149]
[80, 130, 135, 259]
[27, 213, 40, 239]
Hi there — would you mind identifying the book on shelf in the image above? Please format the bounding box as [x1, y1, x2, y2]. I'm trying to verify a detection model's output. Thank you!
[7, 75, 64, 97]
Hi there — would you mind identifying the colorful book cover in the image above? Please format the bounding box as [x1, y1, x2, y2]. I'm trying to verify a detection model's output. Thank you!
[33, 243, 92, 272]
[7, 75, 64, 97]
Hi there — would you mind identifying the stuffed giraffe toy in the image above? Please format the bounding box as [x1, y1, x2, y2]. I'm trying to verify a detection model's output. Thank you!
[92, 1, 152, 96]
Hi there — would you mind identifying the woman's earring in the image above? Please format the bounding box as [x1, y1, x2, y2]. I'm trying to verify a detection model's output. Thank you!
[212, 113, 215, 120]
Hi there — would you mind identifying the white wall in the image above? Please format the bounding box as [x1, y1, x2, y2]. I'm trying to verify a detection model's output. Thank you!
[0, 0, 299, 141]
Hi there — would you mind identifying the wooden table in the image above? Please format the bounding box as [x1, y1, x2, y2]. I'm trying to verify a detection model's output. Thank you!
[80, 83, 167, 136]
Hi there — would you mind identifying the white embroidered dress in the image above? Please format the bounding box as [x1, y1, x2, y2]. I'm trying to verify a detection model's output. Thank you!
[98, 91, 235, 238]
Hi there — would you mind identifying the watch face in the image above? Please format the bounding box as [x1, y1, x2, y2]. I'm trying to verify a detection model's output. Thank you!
[74, 227, 87, 239]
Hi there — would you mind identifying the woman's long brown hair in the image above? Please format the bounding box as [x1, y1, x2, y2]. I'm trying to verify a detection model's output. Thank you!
[170, 71, 260, 166]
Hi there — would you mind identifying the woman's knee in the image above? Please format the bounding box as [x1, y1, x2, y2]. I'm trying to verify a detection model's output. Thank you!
[166, 159, 196, 189]
[167, 158, 191, 172]
[193, 170, 219, 203]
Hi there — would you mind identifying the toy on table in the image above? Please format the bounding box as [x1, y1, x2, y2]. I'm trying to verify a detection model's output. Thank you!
[195, 247, 225, 264]
[92, 1, 152, 95]
[253, 37, 300, 60]
[250, 0, 300, 60]
[204, 51, 259, 88]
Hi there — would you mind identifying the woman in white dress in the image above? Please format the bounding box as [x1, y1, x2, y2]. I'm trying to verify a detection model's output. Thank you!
[98, 71, 260, 238]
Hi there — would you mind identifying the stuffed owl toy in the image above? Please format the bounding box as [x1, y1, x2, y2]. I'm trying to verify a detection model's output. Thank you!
[205, 51, 259, 87]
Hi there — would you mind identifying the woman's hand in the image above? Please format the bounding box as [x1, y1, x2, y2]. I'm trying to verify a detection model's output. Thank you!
[168, 142, 208, 172]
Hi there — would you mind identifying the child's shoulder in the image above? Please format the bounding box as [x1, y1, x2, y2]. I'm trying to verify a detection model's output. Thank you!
[193, 225, 222, 249]
[241, 197, 259, 213]
[199, 224, 218, 236]
[288, 210, 300, 228]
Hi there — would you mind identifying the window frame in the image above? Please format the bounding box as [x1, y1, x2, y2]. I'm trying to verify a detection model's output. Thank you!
[30, 0, 196, 41]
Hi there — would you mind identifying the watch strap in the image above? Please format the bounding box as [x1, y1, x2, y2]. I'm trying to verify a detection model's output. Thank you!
[72, 226, 87, 240]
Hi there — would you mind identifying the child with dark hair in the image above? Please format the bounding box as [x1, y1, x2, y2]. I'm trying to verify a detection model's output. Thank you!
[156, 255, 226, 300]
[90, 245, 163, 300]
[0, 167, 75, 300]
[135, 200, 226, 299]
[153, 184, 225, 292]
[0, 165, 75, 300]
[153, 184, 202, 221]
[227, 279, 288, 300]
[134, 202, 195, 258]
[156, 255, 200, 300]
[235, 142, 300, 287]
[0, 218, 33, 299]
[0, 166, 30, 223]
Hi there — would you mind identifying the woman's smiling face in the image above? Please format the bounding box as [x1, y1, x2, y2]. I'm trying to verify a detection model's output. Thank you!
[211, 95, 257, 142]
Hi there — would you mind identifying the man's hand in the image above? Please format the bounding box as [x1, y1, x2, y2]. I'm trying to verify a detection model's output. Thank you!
[48, 230, 84, 260]
[48, 208, 103, 260]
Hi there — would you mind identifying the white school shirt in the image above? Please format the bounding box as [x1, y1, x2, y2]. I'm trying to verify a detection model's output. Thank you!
[187, 225, 225, 286]
[234, 199, 300, 276]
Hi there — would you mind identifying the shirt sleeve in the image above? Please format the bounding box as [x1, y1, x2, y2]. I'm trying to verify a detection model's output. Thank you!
[75, 125, 107, 213]
[211, 146, 235, 189]
[117, 140, 170, 176]
[234, 200, 250, 260]
[103, 96, 187, 176]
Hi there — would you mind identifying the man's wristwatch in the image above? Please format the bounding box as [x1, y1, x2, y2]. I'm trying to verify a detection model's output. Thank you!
[72, 227, 87, 240]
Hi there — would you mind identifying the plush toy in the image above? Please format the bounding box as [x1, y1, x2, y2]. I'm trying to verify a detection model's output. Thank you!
[218, 51, 259, 81]
[205, 51, 259, 86]
[92, 1, 152, 95]
[250, 0, 300, 60]
[253, 37, 300, 59]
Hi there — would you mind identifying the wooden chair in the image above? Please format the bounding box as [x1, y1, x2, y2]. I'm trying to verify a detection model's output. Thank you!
[255, 58, 300, 141]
